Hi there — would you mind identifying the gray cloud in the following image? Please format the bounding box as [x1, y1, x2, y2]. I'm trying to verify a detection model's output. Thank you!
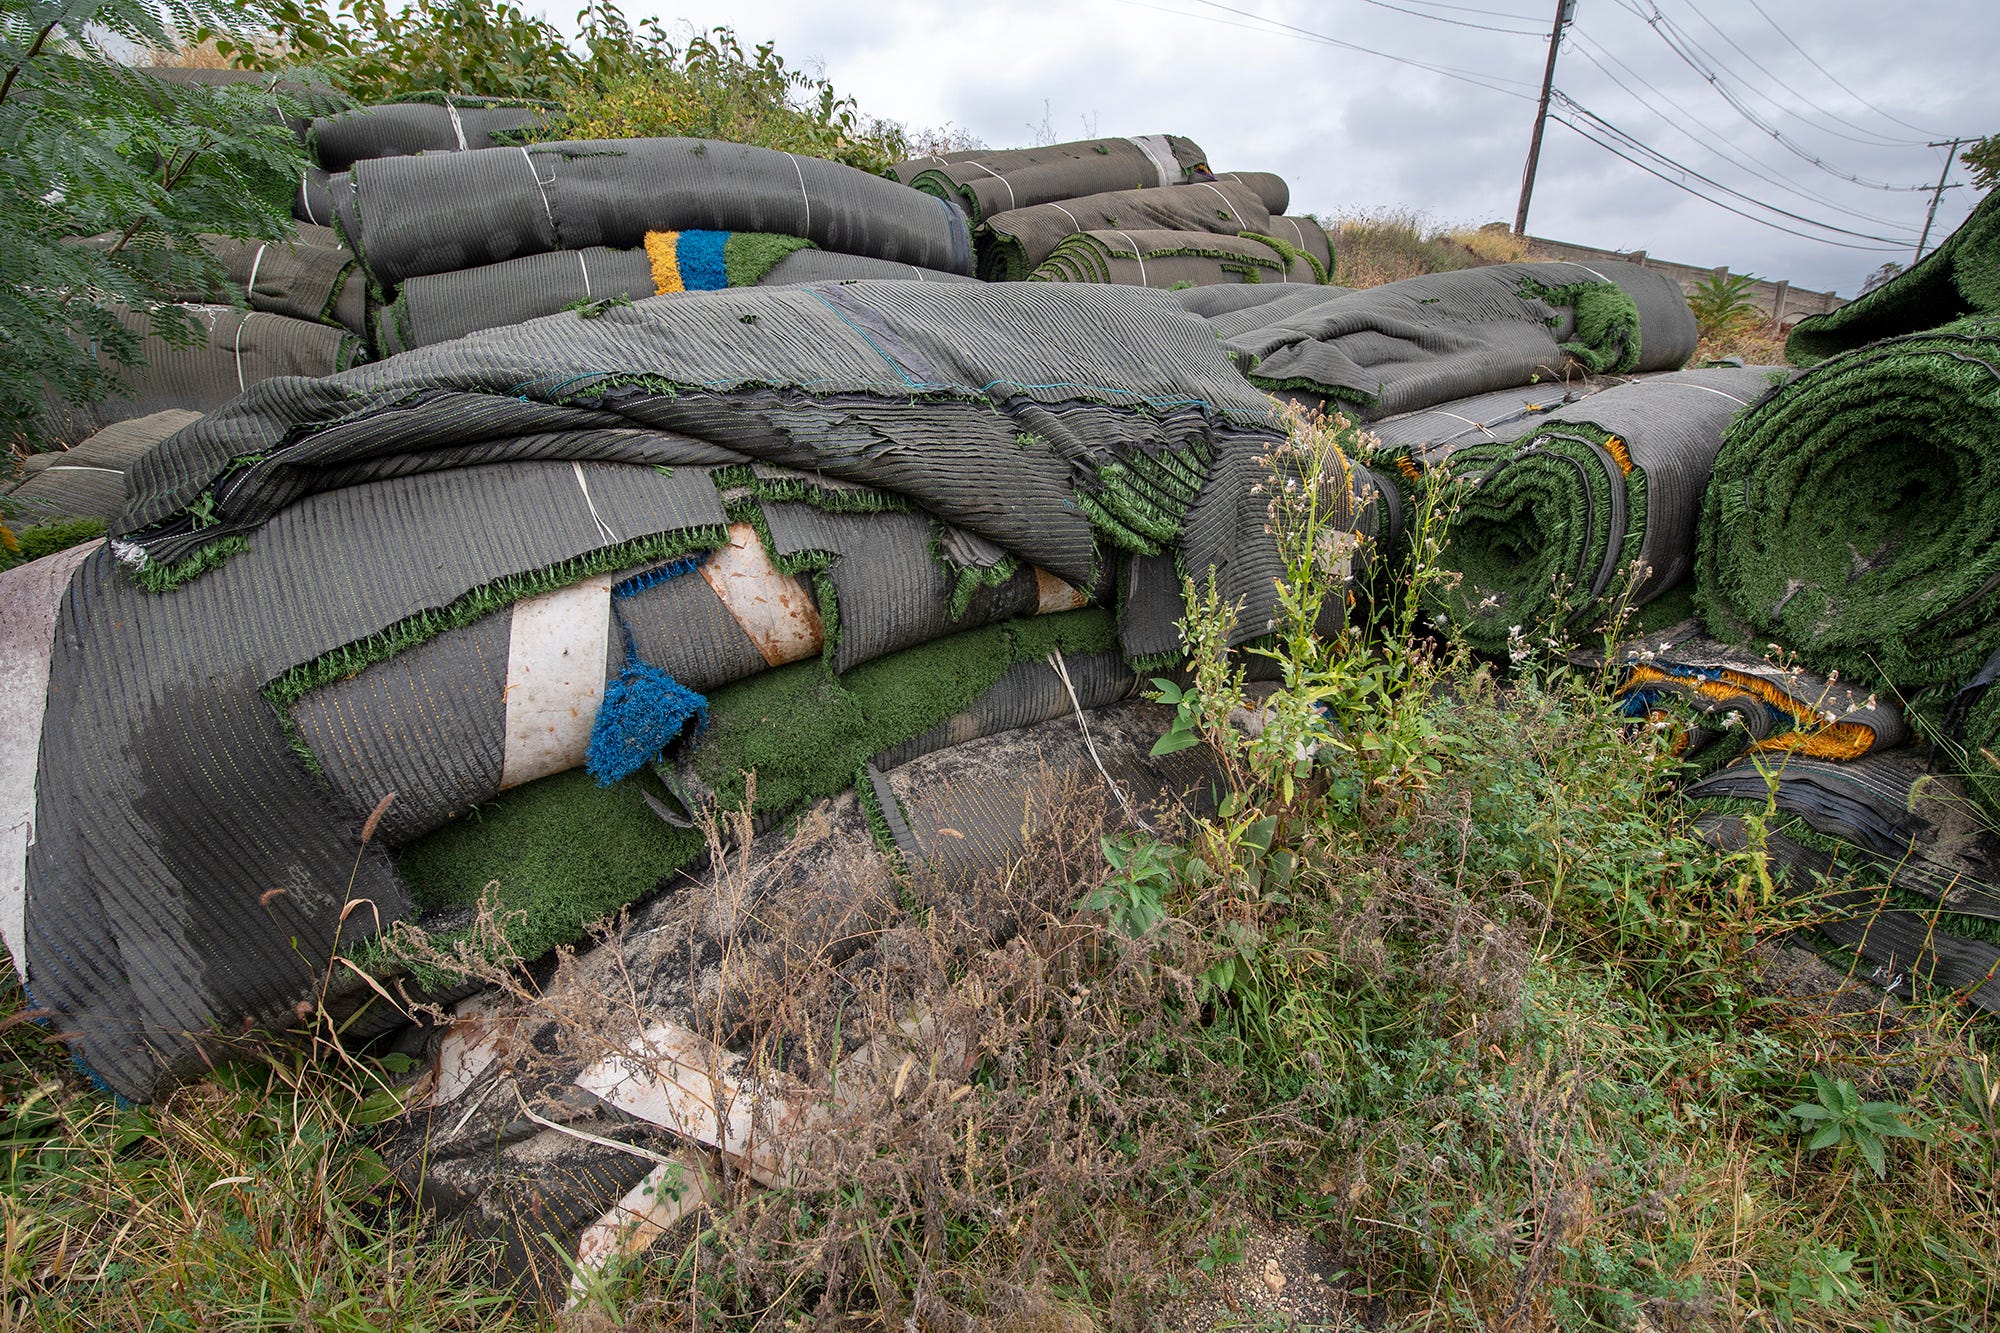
[596, 0, 2000, 295]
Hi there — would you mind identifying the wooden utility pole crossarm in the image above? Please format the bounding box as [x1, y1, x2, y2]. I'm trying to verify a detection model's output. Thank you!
[1514, 0, 1577, 237]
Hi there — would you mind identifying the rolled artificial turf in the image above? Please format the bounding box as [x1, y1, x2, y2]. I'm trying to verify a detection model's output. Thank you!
[1787, 188, 2000, 364]
[1692, 316, 2000, 696]
[1414, 368, 1777, 657]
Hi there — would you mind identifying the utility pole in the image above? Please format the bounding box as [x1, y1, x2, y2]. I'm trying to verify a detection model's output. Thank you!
[1915, 138, 1965, 262]
[1514, 0, 1578, 237]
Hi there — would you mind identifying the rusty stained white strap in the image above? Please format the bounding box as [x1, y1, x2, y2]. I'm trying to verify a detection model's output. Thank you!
[575, 1020, 804, 1186]
[699, 521, 824, 667]
[498, 573, 613, 790]
[0, 541, 101, 982]
[1034, 567, 1089, 614]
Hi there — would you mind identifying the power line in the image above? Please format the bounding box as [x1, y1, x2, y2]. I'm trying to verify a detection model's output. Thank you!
[1671, 0, 1929, 147]
[1565, 29, 1916, 229]
[1624, 1, 1937, 191]
[1741, 0, 1946, 141]
[1346, 0, 1545, 37]
[1553, 92, 1919, 244]
[1380, 0, 1548, 18]
[1167, 0, 1541, 98]
[1547, 114, 1914, 252]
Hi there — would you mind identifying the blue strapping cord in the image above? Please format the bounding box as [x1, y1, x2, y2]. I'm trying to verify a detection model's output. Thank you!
[612, 553, 705, 600]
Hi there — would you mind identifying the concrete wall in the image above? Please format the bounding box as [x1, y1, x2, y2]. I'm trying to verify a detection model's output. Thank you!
[1522, 233, 1847, 325]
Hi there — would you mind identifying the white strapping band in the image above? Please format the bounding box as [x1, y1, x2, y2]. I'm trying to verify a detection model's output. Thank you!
[233, 312, 253, 394]
[243, 243, 269, 303]
[576, 249, 593, 298]
[1112, 230, 1148, 286]
[573, 461, 620, 545]
[518, 147, 557, 233]
[1196, 181, 1239, 219]
[443, 95, 468, 151]
[300, 173, 319, 225]
[784, 152, 813, 235]
[969, 159, 1017, 211]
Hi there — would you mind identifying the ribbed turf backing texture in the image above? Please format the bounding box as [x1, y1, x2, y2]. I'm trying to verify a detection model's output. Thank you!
[345, 138, 975, 285]
[308, 99, 552, 170]
[1693, 316, 2000, 696]
[1363, 380, 1615, 462]
[1412, 367, 1782, 654]
[1266, 215, 1333, 283]
[203, 226, 365, 334]
[30, 283, 1294, 1099]
[891, 135, 1209, 224]
[979, 180, 1272, 281]
[42, 305, 365, 444]
[1207, 262, 1697, 419]
[1030, 230, 1303, 287]
[1174, 282, 1344, 322]
[81, 226, 365, 335]
[5, 411, 200, 525]
[381, 247, 655, 353]
[871, 651, 1139, 770]
[1788, 189, 2000, 364]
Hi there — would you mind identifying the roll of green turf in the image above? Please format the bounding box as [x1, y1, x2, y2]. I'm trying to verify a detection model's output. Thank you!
[1693, 315, 2000, 695]
[1788, 189, 2000, 364]
[1418, 367, 1778, 656]
[1030, 229, 1296, 287]
[979, 180, 1272, 282]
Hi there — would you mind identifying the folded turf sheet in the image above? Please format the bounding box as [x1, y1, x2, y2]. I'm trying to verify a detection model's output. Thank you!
[1787, 189, 2000, 364]
[1408, 367, 1781, 655]
[19, 282, 1307, 1100]
[979, 179, 1274, 281]
[1196, 261, 1699, 420]
[1693, 316, 2000, 696]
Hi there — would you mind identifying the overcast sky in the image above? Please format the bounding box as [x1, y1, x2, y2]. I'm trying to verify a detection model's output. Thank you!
[589, 0, 1998, 296]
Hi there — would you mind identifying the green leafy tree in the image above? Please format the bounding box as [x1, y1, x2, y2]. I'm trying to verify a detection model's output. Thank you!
[0, 1, 318, 445]
[550, 22, 910, 176]
[1961, 134, 1999, 193]
[227, 0, 579, 102]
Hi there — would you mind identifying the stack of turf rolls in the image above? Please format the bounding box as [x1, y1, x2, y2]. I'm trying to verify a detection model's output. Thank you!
[7, 280, 1400, 1102]
[890, 135, 1334, 292]
[340, 136, 978, 353]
